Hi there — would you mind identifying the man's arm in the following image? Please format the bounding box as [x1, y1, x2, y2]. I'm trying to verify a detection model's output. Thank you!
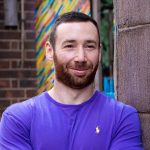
[0, 103, 32, 150]
[110, 106, 144, 150]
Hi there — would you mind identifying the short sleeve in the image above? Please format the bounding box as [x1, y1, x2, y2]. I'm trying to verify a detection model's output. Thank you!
[110, 105, 144, 150]
[0, 102, 33, 150]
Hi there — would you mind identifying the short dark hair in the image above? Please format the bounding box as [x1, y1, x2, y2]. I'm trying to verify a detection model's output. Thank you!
[49, 11, 100, 49]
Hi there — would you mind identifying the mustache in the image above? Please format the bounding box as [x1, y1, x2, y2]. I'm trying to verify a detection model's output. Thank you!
[68, 62, 93, 70]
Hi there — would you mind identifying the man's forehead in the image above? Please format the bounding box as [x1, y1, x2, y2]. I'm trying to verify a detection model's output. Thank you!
[62, 39, 98, 44]
[56, 21, 97, 31]
[54, 21, 99, 45]
[56, 22, 98, 36]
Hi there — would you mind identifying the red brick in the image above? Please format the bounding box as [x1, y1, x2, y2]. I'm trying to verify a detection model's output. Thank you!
[20, 79, 37, 88]
[0, 70, 36, 78]
[26, 31, 35, 39]
[24, 2, 35, 11]
[0, 51, 21, 59]
[20, 70, 36, 78]
[0, 31, 20, 39]
[0, 80, 10, 88]
[24, 41, 35, 49]
[26, 51, 36, 58]
[25, 22, 34, 30]
[0, 90, 24, 98]
[26, 89, 37, 97]
[25, 12, 35, 21]
[0, 60, 9, 68]
[11, 60, 22, 68]
[11, 41, 19, 49]
[24, 60, 36, 68]
[12, 60, 36, 68]
[12, 80, 18, 88]
[0, 41, 10, 49]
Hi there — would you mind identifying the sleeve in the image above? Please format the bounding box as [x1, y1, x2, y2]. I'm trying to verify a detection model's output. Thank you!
[0, 103, 33, 150]
[110, 105, 144, 150]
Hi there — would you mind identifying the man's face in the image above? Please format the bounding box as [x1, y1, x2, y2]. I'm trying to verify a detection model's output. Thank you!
[52, 22, 100, 89]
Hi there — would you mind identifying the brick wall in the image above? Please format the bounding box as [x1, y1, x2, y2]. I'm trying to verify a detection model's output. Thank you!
[0, 0, 37, 116]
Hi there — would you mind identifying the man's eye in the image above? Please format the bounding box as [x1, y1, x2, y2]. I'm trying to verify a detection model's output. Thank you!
[86, 45, 95, 49]
[64, 45, 74, 48]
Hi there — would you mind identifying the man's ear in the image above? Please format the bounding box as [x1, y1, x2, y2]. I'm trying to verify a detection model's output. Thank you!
[45, 41, 54, 61]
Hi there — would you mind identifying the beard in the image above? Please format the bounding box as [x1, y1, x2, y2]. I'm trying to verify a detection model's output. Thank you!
[53, 53, 98, 89]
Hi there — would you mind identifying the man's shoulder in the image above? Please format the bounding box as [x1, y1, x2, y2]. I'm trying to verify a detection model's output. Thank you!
[0, 92, 49, 133]
[96, 91, 139, 134]
[96, 91, 137, 115]
[3, 92, 48, 118]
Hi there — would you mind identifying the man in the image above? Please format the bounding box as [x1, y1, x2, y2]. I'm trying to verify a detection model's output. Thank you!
[0, 12, 143, 150]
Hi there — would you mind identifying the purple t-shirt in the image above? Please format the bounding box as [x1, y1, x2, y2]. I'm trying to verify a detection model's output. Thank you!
[0, 91, 143, 150]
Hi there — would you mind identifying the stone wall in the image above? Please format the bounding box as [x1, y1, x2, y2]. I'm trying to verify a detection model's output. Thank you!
[113, 0, 150, 149]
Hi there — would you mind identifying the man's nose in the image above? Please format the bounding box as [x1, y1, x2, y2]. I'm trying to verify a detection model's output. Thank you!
[75, 46, 86, 62]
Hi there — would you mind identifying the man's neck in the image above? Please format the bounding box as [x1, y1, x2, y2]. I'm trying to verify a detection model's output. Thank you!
[48, 80, 95, 105]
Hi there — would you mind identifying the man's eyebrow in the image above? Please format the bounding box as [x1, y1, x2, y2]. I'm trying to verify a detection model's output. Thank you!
[62, 40, 97, 45]
[85, 40, 97, 44]
[62, 40, 76, 44]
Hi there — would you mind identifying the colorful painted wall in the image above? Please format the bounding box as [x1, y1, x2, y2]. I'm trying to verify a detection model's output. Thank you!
[35, 0, 91, 93]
